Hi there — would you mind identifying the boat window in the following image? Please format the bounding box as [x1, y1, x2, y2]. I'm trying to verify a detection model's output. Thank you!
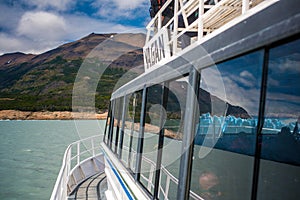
[129, 90, 143, 173]
[258, 39, 300, 199]
[140, 84, 164, 194]
[121, 94, 136, 167]
[115, 96, 124, 154]
[104, 103, 112, 144]
[190, 50, 264, 200]
[112, 97, 122, 152]
[159, 77, 188, 200]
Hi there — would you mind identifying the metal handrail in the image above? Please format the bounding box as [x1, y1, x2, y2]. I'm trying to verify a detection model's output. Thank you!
[140, 154, 202, 200]
[50, 135, 103, 200]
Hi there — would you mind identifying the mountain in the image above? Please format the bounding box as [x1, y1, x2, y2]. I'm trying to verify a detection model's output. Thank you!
[0, 32, 249, 119]
[0, 52, 35, 68]
[0, 33, 145, 112]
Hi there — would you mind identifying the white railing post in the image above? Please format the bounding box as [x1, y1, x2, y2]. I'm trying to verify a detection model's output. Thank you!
[173, 0, 179, 54]
[77, 142, 80, 165]
[242, 0, 250, 14]
[92, 138, 95, 157]
[179, 0, 189, 27]
[158, 13, 162, 29]
[198, 0, 204, 40]
[158, 173, 162, 199]
[67, 148, 71, 176]
[165, 176, 171, 199]
[148, 164, 155, 191]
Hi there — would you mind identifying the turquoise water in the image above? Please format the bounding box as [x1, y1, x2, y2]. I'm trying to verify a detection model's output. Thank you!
[0, 120, 105, 200]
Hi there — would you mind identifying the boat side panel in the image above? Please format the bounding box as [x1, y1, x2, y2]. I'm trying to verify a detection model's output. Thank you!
[102, 143, 149, 200]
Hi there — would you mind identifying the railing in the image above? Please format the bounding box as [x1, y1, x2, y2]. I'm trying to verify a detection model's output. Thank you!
[50, 135, 103, 200]
[140, 156, 202, 200]
[144, 0, 266, 71]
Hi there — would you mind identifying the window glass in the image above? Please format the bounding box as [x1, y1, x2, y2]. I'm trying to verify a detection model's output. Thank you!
[104, 103, 111, 144]
[159, 77, 188, 200]
[108, 100, 115, 148]
[121, 94, 135, 167]
[190, 51, 264, 200]
[140, 84, 163, 194]
[129, 90, 143, 173]
[258, 39, 300, 199]
[116, 96, 124, 155]
[112, 98, 121, 152]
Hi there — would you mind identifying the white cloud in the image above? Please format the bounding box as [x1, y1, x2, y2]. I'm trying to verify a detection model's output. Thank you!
[112, 0, 147, 10]
[240, 70, 255, 80]
[0, 1, 148, 55]
[17, 11, 67, 41]
[231, 70, 257, 88]
[94, 0, 147, 10]
[21, 0, 73, 11]
[64, 14, 139, 38]
[93, 0, 150, 20]
[201, 66, 261, 116]
[0, 33, 24, 54]
[0, 11, 143, 55]
[0, 33, 62, 55]
[271, 57, 300, 73]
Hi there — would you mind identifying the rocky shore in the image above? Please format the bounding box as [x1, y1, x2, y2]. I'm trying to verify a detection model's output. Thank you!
[0, 110, 108, 120]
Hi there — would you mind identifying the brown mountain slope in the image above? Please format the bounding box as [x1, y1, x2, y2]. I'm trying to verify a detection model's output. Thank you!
[0, 52, 35, 69]
[0, 33, 145, 112]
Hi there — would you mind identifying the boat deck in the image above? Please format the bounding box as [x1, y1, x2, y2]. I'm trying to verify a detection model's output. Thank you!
[69, 172, 107, 200]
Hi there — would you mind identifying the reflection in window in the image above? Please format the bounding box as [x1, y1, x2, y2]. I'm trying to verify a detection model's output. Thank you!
[128, 90, 143, 173]
[112, 98, 122, 152]
[258, 39, 300, 199]
[159, 77, 188, 200]
[140, 85, 163, 194]
[191, 51, 264, 200]
[120, 94, 133, 167]
[116, 96, 124, 155]
[104, 104, 111, 144]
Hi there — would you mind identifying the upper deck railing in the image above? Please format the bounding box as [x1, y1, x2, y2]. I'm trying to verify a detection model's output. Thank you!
[143, 0, 266, 71]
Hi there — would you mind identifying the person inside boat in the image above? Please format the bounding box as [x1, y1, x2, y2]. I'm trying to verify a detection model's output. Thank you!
[199, 171, 222, 200]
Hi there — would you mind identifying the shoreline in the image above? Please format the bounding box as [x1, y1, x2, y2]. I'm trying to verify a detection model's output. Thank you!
[0, 110, 108, 120]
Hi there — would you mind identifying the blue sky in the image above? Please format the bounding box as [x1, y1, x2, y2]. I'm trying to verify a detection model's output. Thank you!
[0, 0, 150, 55]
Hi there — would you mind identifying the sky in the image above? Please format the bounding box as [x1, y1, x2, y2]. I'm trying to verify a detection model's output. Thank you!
[0, 0, 151, 55]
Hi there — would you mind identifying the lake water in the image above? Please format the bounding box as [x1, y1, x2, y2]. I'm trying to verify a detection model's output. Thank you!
[0, 120, 105, 200]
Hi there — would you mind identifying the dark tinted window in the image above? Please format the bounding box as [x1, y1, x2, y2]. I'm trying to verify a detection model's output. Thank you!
[258, 39, 300, 199]
[140, 84, 163, 194]
[116, 96, 124, 155]
[191, 50, 264, 199]
[104, 104, 112, 144]
[129, 90, 143, 172]
[112, 98, 122, 152]
[159, 77, 188, 200]
[120, 94, 133, 167]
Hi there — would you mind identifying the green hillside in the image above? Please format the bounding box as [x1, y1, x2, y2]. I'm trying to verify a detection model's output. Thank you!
[0, 33, 145, 112]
